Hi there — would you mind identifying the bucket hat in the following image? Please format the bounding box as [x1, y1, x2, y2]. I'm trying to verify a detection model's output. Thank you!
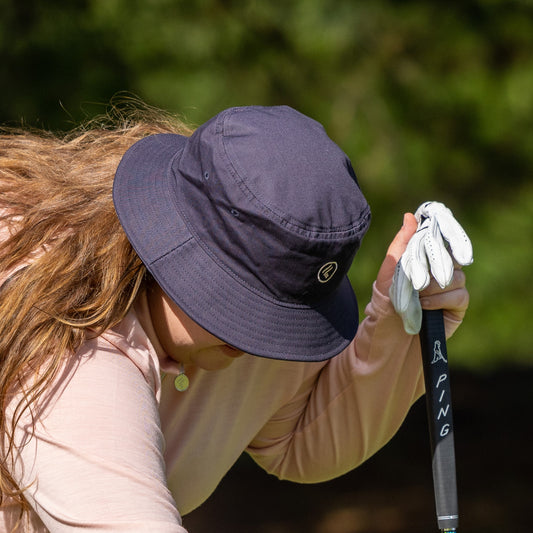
[113, 105, 371, 361]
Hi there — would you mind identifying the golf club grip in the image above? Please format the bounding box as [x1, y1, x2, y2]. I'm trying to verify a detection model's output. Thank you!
[420, 309, 459, 531]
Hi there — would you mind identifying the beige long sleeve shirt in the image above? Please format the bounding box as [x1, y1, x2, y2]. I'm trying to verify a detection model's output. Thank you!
[0, 277, 454, 532]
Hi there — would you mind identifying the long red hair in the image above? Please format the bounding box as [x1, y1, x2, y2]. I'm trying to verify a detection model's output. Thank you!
[0, 98, 193, 530]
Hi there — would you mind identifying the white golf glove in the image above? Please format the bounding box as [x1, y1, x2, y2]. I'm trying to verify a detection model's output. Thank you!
[389, 201, 473, 334]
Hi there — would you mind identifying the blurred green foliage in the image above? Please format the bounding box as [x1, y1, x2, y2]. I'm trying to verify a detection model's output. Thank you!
[1, 0, 532, 369]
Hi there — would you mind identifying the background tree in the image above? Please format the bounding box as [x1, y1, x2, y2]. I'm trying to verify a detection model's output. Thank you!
[2, 0, 532, 366]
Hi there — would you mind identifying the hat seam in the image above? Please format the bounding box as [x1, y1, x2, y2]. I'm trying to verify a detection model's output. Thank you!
[222, 152, 369, 237]
[226, 166, 370, 240]
[219, 116, 369, 239]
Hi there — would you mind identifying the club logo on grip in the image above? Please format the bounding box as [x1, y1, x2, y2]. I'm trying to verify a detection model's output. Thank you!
[431, 340, 447, 364]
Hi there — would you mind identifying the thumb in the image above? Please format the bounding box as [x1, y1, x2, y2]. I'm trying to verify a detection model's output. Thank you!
[387, 213, 418, 263]
[376, 213, 418, 294]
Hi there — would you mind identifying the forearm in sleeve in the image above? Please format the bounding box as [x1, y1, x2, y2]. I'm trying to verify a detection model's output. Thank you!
[248, 283, 426, 483]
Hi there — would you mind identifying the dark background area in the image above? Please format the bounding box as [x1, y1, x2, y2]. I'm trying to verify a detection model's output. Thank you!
[1, 1, 531, 530]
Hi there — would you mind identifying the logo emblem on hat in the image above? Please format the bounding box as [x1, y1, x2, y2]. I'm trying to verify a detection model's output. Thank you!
[317, 261, 338, 283]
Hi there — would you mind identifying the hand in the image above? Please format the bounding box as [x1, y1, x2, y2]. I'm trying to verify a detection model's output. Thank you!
[390, 202, 472, 334]
[419, 268, 469, 338]
[376, 211, 470, 337]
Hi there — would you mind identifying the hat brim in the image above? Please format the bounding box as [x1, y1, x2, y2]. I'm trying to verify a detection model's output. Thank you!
[113, 134, 359, 362]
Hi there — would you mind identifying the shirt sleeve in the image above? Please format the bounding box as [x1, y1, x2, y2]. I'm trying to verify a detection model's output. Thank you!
[7, 337, 187, 532]
[246, 282, 429, 483]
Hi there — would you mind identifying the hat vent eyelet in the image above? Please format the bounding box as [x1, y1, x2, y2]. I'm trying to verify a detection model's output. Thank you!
[203, 171, 210, 180]
[230, 208, 240, 217]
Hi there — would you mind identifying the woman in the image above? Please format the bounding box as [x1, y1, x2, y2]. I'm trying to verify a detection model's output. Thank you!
[0, 102, 468, 532]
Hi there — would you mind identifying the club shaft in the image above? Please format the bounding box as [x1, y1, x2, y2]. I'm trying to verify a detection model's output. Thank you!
[420, 309, 459, 531]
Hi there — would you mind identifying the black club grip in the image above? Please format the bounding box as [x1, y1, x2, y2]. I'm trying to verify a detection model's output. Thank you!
[420, 309, 459, 532]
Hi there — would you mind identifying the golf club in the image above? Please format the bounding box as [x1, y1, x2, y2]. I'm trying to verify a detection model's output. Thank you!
[420, 308, 459, 532]
[389, 201, 472, 531]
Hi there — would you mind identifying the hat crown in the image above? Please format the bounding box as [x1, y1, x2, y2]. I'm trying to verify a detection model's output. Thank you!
[173, 106, 370, 304]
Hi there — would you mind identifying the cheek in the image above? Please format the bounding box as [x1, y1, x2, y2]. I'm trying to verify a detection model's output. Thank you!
[148, 289, 187, 354]
[159, 293, 220, 349]
[157, 300, 193, 351]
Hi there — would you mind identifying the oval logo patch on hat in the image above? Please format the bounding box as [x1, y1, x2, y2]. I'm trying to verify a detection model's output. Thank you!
[317, 261, 338, 283]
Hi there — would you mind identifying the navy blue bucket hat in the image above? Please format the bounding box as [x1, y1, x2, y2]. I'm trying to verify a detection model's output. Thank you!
[113, 105, 371, 361]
